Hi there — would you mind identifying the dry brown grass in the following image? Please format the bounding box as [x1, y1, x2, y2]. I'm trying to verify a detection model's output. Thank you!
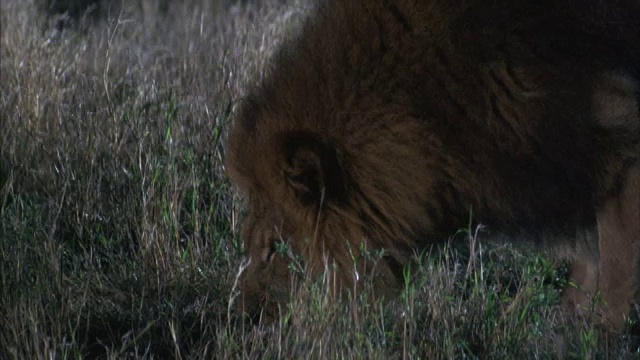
[0, 0, 638, 358]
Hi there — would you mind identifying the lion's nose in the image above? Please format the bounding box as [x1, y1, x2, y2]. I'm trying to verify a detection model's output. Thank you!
[241, 291, 274, 325]
[246, 306, 278, 325]
[246, 308, 263, 325]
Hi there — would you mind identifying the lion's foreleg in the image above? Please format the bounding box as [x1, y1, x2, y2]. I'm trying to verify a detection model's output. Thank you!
[596, 165, 640, 329]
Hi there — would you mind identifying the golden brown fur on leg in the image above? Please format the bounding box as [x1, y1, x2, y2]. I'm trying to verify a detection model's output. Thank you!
[562, 229, 599, 317]
[589, 70, 640, 329]
[597, 166, 640, 329]
[559, 71, 639, 328]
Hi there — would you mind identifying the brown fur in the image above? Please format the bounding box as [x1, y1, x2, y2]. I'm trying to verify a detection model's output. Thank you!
[226, 0, 640, 328]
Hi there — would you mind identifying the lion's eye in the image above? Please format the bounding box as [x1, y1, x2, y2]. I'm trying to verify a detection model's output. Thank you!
[266, 241, 278, 262]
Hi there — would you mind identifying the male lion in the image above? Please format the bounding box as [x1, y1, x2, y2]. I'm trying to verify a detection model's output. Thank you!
[226, 0, 640, 328]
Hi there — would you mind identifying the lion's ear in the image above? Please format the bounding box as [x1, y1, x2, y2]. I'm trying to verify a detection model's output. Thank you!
[281, 132, 346, 206]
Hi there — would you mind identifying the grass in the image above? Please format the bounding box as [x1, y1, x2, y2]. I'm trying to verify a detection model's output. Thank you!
[1, 0, 639, 358]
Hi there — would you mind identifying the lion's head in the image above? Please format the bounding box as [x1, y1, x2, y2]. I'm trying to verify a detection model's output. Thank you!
[226, 96, 411, 320]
